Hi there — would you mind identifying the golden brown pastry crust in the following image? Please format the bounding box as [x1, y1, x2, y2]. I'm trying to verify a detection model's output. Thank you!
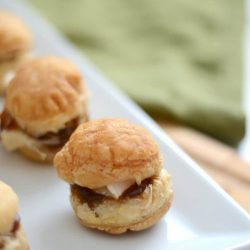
[71, 169, 173, 234]
[5, 56, 88, 136]
[0, 51, 31, 94]
[0, 182, 28, 249]
[19, 145, 58, 163]
[0, 11, 32, 60]
[79, 194, 172, 234]
[54, 118, 163, 188]
[0, 181, 19, 235]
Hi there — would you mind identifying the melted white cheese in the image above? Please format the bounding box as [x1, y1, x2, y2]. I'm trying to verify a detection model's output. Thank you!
[106, 180, 135, 199]
[1, 130, 46, 159]
[3, 71, 15, 86]
[1, 130, 36, 151]
[0, 235, 21, 250]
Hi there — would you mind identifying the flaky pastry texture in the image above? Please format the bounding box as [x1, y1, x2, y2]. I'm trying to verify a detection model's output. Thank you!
[0, 11, 32, 60]
[54, 118, 163, 188]
[71, 169, 173, 234]
[0, 51, 31, 94]
[5, 56, 87, 136]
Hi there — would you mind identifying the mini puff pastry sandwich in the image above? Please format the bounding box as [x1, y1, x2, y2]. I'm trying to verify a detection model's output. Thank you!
[0, 56, 88, 163]
[0, 11, 32, 94]
[0, 181, 28, 250]
[54, 118, 173, 234]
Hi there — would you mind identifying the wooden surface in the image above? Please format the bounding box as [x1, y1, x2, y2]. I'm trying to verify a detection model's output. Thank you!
[158, 121, 250, 213]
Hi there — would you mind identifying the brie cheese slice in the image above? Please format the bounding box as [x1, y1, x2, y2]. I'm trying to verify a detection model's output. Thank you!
[1, 130, 47, 159]
[1, 130, 36, 151]
[107, 180, 135, 199]
[3, 70, 15, 86]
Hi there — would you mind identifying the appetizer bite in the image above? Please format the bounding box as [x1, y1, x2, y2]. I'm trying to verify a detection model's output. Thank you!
[0, 11, 32, 94]
[0, 56, 88, 163]
[54, 118, 173, 234]
[0, 181, 28, 250]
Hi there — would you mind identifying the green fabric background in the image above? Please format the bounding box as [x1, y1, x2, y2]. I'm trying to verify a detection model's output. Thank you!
[29, 0, 245, 144]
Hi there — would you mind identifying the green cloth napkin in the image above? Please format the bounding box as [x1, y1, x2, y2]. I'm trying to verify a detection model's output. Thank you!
[29, 0, 245, 144]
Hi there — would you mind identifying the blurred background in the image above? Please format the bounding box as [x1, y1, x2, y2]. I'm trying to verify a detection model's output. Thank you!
[25, 0, 250, 212]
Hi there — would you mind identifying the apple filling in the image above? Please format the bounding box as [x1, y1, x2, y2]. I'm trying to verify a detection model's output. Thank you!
[0, 110, 79, 151]
[71, 177, 154, 210]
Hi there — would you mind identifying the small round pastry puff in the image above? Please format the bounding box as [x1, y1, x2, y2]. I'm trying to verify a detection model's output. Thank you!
[0, 56, 88, 163]
[54, 118, 173, 234]
[0, 11, 32, 94]
[0, 181, 28, 250]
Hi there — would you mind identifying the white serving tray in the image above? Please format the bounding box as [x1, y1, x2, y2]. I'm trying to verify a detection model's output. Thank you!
[0, 1, 249, 249]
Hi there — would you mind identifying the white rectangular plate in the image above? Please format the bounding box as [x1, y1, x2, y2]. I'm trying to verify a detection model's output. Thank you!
[0, 1, 250, 249]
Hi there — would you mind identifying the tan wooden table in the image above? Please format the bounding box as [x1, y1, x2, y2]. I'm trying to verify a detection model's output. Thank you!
[158, 121, 250, 213]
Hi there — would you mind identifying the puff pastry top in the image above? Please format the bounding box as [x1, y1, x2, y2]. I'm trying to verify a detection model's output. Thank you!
[5, 56, 87, 136]
[54, 118, 163, 188]
[0, 11, 32, 60]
